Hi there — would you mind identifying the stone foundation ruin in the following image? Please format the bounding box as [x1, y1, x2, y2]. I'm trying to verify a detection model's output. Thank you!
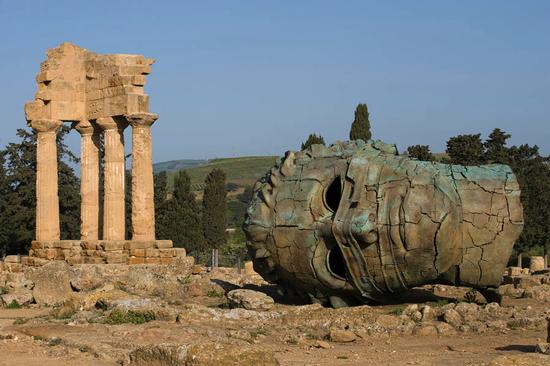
[23, 43, 177, 266]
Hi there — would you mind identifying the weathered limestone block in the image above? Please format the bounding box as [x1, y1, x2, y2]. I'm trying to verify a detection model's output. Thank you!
[159, 249, 175, 258]
[155, 240, 174, 249]
[145, 257, 161, 264]
[160, 257, 173, 265]
[174, 248, 187, 258]
[128, 257, 145, 265]
[227, 289, 274, 311]
[29, 261, 73, 305]
[4, 256, 21, 264]
[130, 249, 146, 257]
[531, 256, 545, 272]
[145, 248, 160, 257]
[25, 42, 154, 122]
[244, 140, 524, 305]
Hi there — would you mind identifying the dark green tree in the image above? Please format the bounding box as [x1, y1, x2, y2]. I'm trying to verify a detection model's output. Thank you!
[154, 172, 168, 238]
[57, 126, 81, 240]
[171, 170, 202, 252]
[445, 134, 486, 166]
[507, 144, 550, 256]
[1, 126, 80, 254]
[349, 103, 372, 141]
[153, 171, 170, 240]
[0, 152, 10, 255]
[485, 128, 511, 164]
[202, 168, 227, 267]
[125, 170, 132, 239]
[301, 133, 326, 150]
[406, 145, 434, 161]
[227, 185, 254, 227]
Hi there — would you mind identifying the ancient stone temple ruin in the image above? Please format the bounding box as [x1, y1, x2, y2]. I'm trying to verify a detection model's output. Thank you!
[24, 42, 181, 266]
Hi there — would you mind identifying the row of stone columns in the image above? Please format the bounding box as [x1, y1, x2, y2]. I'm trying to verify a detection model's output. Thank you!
[30, 113, 158, 242]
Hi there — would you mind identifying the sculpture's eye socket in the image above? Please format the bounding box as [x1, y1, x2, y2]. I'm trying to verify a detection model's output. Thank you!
[325, 176, 342, 212]
[327, 244, 347, 280]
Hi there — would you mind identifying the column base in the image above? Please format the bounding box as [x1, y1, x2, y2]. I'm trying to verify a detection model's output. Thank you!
[27, 240, 185, 266]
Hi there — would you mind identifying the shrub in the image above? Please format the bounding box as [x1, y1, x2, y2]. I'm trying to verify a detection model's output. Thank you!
[104, 309, 155, 325]
[6, 300, 22, 309]
[388, 306, 404, 315]
[206, 289, 225, 298]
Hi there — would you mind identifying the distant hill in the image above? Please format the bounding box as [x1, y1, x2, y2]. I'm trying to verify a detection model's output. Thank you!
[156, 151, 450, 192]
[153, 159, 208, 174]
[158, 156, 279, 190]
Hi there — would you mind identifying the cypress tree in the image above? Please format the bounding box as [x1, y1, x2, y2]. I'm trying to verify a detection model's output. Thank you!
[171, 170, 202, 252]
[349, 103, 372, 141]
[301, 133, 326, 150]
[485, 128, 511, 163]
[202, 168, 227, 267]
[406, 145, 434, 161]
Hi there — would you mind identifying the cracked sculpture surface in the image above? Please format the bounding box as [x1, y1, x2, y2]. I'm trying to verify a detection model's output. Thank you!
[244, 140, 524, 306]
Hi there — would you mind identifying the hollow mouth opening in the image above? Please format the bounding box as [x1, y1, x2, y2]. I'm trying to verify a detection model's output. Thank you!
[325, 176, 342, 212]
[327, 245, 347, 280]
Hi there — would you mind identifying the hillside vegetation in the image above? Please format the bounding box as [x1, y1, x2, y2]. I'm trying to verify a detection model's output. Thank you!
[163, 156, 279, 190]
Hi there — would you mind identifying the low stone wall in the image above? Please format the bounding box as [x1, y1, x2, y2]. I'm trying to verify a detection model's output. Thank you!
[8, 240, 187, 267]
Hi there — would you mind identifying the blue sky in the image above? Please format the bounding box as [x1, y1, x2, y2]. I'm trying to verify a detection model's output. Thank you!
[0, 0, 548, 162]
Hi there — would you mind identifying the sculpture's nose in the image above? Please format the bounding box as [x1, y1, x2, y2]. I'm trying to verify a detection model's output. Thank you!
[347, 209, 378, 247]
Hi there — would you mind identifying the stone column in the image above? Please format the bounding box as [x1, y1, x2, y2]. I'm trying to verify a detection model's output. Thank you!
[96, 117, 128, 240]
[74, 120, 101, 240]
[126, 113, 158, 240]
[30, 119, 63, 241]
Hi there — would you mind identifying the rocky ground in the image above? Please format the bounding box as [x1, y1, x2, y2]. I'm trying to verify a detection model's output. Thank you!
[1, 259, 549, 365]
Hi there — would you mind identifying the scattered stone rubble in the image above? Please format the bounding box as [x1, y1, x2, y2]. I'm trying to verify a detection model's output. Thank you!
[1, 260, 549, 365]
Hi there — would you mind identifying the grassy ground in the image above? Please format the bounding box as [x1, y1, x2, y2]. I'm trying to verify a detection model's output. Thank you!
[166, 156, 279, 190]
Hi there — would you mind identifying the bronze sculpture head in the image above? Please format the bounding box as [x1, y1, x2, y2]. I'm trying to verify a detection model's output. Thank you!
[244, 140, 523, 306]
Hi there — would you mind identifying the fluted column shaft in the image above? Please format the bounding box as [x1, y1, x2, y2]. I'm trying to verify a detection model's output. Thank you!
[97, 117, 128, 240]
[31, 119, 63, 241]
[127, 113, 158, 240]
[74, 120, 101, 240]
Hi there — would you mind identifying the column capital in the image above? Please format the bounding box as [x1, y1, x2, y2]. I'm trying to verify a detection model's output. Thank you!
[125, 113, 158, 128]
[73, 120, 100, 136]
[29, 119, 63, 133]
[96, 116, 128, 131]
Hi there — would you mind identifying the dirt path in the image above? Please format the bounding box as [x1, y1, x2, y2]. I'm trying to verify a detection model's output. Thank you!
[276, 331, 547, 365]
[0, 306, 548, 366]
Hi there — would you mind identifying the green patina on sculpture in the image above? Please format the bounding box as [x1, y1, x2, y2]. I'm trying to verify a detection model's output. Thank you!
[243, 140, 524, 307]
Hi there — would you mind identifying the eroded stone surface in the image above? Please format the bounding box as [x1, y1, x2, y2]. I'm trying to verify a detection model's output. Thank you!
[25, 42, 162, 248]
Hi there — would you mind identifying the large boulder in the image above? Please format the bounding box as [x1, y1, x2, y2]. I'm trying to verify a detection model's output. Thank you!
[329, 328, 357, 342]
[1, 290, 33, 306]
[443, 308, 463, 327]
[29, 261, 74, 305]
[227, 289, 274, 311]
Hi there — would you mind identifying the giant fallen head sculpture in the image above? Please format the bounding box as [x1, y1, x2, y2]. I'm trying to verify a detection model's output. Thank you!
[243, 140, 523, 307]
